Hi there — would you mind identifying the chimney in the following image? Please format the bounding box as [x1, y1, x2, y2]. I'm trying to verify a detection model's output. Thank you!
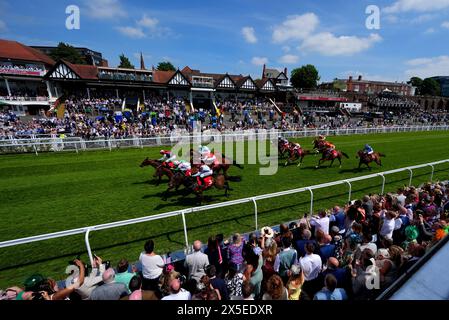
[358, 75, 362, 81]
[349, 76, 353, 81]
[284, 67, 287, 76]
[262, 64, 266, 79]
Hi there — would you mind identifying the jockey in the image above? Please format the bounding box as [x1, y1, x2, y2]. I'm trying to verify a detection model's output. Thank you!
[278, 136, 289, 146]
[364, 144, 374, 155]
[199, 145, 218, 167]
[192, 163, 214, 189]
[159, 150, 176, 168]
[176, 160, 192, 176]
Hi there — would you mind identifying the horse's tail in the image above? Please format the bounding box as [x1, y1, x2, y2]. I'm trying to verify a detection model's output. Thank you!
[378, 153, 386, 157]
[341, 152, 349, 159]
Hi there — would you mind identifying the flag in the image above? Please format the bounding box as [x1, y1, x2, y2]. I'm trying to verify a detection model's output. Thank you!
[137, 98, 140, 111]
[121, 98, 126, 111]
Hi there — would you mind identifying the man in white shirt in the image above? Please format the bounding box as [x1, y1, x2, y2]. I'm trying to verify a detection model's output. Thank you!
[299, 242, 323, 298]
[310, 210, 330, 235]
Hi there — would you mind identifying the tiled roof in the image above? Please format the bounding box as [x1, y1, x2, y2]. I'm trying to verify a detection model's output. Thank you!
[0, 39, 55, 65]
[62, 60, 98, 80]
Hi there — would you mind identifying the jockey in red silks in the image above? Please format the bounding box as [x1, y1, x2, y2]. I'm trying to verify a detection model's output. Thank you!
[199, 145, 220, 168]
[291, 142, 302, 156]
[159, 150, 177, 168]
[192, 163, 214, 190]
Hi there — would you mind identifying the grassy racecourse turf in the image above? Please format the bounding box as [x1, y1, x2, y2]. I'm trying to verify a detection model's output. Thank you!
[1, 130, 449, 288]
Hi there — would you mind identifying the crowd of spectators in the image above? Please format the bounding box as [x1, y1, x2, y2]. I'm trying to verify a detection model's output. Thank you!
[2, 90, 449, 139]
[2, 181, 448, 300]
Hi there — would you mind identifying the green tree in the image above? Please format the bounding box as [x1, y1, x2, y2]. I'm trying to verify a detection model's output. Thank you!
[290, 64, 320, 90]
[407, 77, 423, 95]
[118, 54, 135, 69]
[49, 42, 86, 64]
[421, 78, 441, 96]
[156, 61, 176, 71]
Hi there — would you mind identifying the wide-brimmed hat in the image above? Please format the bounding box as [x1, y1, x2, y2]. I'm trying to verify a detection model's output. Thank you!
[260, 226, 274, 238]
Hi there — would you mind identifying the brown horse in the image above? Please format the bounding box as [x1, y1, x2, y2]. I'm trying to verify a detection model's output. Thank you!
[190, 167, 232, 204]
[284, 145, 313, 167]
[162, 171, 194, 200]
[356, 150, 385, 170]
[315, 148, 349, 168]
[190, 149, 243, 177]
[140, 158, 174, 186]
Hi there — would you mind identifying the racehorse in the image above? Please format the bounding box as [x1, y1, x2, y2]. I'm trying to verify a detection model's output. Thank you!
[278, 141, 290, 159]
[140, 158, 174, 186]
[315, 148, 349, 168]
[190, 166, 232, 204]
[312, 138, 336, 154]
[162, 171, 194, 200]
[356, 150, 386, 170]
[190, 149, 243, 177]
[284, 145, 313, 167]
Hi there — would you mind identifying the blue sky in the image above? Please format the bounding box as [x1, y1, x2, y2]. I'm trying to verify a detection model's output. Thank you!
[1, 0, 449, 82]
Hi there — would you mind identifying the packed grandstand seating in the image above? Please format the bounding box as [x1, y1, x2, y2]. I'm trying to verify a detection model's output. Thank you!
[368, 93, 420, 109]
[2, 91, 449, 139]
[1, 181, 448, 300]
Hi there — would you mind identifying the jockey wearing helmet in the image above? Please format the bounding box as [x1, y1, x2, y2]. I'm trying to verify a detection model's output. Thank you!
[192, 163, 214, 189]
[364, 144, 374, 157]
[278, 136, 289, 146]
[176, 159, 192, 176]
[159, 150, 176, 168]
[199, 145, 218, 167]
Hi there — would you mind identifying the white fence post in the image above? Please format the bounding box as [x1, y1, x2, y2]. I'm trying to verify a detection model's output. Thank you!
[306, 187, 314, 215]
[85, 228, 94, 266]
[344, 180, 352, 203]
[181, 211, 189, 250]
[407, 168, 413, 186]
[429, 164, 435, 182]
[252, 198, 258, 231]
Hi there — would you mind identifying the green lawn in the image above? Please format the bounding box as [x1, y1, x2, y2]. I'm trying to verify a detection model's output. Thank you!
[1, 130, 449, 288]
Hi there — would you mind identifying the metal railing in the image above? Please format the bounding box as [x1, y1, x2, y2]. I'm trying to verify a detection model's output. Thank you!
[0, 159, 448, 266]
[1, 125, 449, 155]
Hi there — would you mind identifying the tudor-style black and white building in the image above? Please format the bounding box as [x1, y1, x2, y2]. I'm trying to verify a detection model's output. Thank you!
[168, 70, 190, 86]
[215, 74, 236, 90]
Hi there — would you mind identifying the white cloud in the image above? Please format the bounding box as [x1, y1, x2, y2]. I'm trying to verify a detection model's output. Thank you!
[300, 33, 382, 56]
[442, 21, 449, 28]
[0, 19, 6, 32]
[84, 0, 127, 19]
[385, 14, 400, 23]
[423, 27, 436, 34]
[137, 14, 158, 29]
[251, 56, 268, 66]
[405, 55, 449, 78]
[241, 27, 257, 44]
[384, 0, 449, 13]
[279, 54, 299, 64]
[410, 13, 437, 24]
[116, 26, 145, 38]
[272, 13, 319, 43]
[282, 46, 291, 53]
